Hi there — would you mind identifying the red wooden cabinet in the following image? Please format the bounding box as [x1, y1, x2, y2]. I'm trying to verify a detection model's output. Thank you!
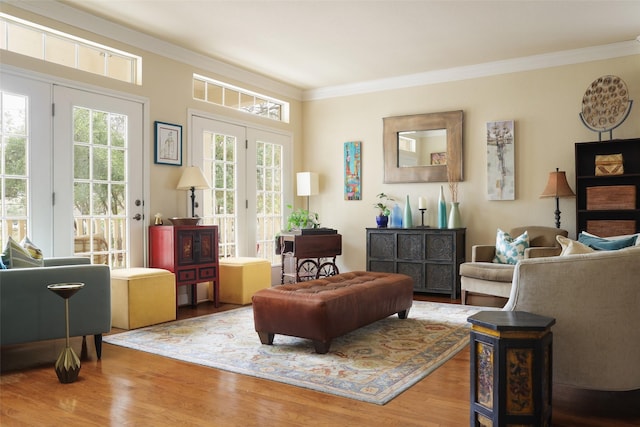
[149, 225, 219, 308]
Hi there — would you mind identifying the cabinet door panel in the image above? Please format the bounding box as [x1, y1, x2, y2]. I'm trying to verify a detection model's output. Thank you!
[177, 231, 197, 265]
[426, 264, 453, 291]
[398, 262, 423, 290]
[369, 260, 395, 272]
[398, 233, 423, 259]
[198, 229, 217, 263]
[426, 234, 454, 261]
[369, 233, 395, 259]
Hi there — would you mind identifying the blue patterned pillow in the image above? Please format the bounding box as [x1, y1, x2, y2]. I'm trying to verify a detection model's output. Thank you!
[493, 229, 529, 264]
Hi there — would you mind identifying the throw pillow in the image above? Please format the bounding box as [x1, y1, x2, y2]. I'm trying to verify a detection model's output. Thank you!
[581, 231, 640, 246]
[578, 232, 637, 251]
[557, 235, 595, 256]
[2, 236, 44, 268]
[493, 228, 529, 264]
[20, 236, 44, 260]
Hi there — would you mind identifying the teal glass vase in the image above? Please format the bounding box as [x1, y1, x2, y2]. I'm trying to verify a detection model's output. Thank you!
[403, 195, 413, 228]
[438, 186, 447, 229]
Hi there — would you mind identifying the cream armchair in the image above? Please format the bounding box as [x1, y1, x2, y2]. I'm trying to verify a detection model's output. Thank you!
[459, 226, 567, 304]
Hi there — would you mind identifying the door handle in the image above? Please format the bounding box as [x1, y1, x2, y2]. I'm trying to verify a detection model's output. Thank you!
[133, 213, 142, 221]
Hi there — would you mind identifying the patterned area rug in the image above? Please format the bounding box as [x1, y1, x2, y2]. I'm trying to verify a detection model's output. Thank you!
[104, 301, 494, 405]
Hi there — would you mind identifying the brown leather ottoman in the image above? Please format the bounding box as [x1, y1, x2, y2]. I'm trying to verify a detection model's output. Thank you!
[251, 271, 413, 353]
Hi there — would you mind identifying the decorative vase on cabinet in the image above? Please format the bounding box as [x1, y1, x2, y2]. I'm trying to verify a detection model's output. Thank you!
[403, 195, 413, 228]
[448, 202, 462, 228]
[438, 186, 447, 229]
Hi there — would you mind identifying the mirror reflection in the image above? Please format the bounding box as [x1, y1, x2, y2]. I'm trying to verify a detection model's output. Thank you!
[398, 129, 447, 167]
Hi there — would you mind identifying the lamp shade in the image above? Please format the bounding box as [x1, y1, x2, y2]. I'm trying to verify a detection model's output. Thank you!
[540, 168, 575, 198]
[296, 172, 319, 196]
[176, 166, 210, 190]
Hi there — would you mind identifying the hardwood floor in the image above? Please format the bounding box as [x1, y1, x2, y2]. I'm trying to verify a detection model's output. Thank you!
[1, 295, 638, 426]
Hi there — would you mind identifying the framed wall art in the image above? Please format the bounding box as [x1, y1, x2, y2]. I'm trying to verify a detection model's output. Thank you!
[154, 121, 182, 166]
[486, 120, 515, 200]
[344, 141, 361, 200]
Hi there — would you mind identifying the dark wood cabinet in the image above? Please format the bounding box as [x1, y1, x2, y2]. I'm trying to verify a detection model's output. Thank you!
[366, 227, 465, 299]
[575, 138, 640, 237]
[149, 225, 220, 308]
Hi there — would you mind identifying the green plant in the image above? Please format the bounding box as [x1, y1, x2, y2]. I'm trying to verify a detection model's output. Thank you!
[285, 204, 320, 231]
[373, 193, 394, 216]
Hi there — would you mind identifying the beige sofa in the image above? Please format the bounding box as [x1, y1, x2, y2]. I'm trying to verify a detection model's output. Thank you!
[460, 226, 567, 304]
[502, 246, 640, 391]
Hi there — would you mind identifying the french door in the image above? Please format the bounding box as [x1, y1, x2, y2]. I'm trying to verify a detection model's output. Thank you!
[191, 114, 292, 265]
[53, 86, 145, 267]
[0, 71, 145, 267]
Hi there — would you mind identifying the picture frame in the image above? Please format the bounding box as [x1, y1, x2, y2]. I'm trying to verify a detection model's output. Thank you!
[486, 120, 515, 200]
[154, 121, 182, 166]
[430, 152, 446, 165]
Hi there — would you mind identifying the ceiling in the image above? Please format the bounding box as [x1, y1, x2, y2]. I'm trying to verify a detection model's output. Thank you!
[28, 1, 640, 92]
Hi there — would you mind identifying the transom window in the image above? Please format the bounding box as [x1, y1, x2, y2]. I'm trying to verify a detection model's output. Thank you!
[0, 13, 141, 85]
[193, 74, 289, 123]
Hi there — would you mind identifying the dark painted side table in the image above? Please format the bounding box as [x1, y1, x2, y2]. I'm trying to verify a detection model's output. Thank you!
[47, 282, 85, 384]
[467, 311, 555, 427]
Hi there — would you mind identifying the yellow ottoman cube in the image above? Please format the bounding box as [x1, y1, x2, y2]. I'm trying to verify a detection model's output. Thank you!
[111, 268, 176, 329]
[219, 257, 271, 304]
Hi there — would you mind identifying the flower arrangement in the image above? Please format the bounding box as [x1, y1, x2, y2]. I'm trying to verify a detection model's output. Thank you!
[373, 192, 394, 216]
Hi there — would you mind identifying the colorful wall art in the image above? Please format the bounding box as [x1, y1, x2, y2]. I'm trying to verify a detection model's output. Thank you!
[344, 141, 361, 200]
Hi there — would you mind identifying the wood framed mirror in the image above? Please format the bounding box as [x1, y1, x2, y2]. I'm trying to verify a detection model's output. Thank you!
[383, 110, 463, 183]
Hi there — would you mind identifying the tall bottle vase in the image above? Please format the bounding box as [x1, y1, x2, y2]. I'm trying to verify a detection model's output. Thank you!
[437, 186, 447, 229]
[447, 202, 462, 229]
[403, 195, 413, 228]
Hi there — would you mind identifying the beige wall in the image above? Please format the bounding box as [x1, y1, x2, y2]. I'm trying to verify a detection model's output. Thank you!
[302, 56, 640, 272]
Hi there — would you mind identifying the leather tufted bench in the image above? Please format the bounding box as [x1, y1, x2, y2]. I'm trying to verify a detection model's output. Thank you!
[251, 271, 413, 353]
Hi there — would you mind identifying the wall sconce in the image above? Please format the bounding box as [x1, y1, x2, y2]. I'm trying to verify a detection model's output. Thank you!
[296, 172, 319, 212]
[176, 166, 211, 217]
[540, 168, 575, 228]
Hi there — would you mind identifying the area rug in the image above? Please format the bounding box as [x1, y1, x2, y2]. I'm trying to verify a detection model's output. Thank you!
[103, 301, 495, 405]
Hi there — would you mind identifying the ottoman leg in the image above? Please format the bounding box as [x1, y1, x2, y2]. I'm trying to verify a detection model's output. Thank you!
[397, 308, 410, 319]
[313, 340, 331, 354]
[257, 331, 274, 345]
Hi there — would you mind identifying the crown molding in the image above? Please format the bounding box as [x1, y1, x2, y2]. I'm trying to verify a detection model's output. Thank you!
[3, 0, 304, 101]
[303, 40, 640, 101]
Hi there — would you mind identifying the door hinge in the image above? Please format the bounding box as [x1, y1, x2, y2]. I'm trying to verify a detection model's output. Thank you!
[245, 139, 248, 149]
[52, 192, 55, 206]
[51, 103, 55, 117]
[246, 199, 249, 209]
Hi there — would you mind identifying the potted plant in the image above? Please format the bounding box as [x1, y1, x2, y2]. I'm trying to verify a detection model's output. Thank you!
[373, 193, 394, 228]
[284, 204, 320, 231]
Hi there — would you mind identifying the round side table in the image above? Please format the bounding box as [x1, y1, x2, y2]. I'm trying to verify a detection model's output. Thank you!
[47, 282, 85, 384]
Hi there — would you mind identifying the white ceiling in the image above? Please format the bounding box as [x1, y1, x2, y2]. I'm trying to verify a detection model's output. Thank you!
[19, 1, 640, 94]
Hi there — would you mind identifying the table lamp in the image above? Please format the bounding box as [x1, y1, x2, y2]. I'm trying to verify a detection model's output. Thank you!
[296, 172, 319, 212]
[540, 167, 575, 228]
[177, 166, 211, 217]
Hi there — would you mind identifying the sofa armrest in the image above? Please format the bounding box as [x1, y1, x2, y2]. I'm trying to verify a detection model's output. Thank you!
[472, 245, 496, 262]
[44, 257, 91, 267]
[524, 247, 561, 259]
